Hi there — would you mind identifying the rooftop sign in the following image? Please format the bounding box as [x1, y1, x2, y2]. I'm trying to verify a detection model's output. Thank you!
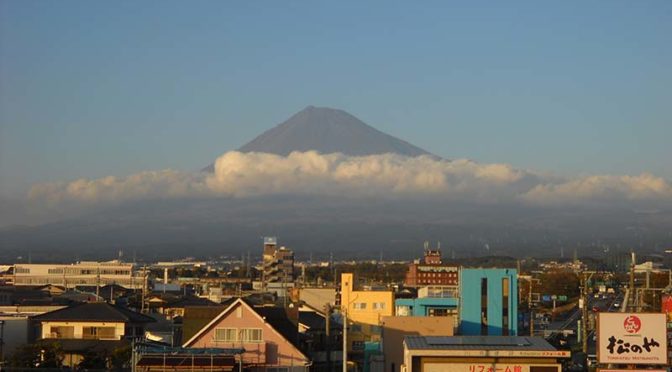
[597, 313, 668, 365]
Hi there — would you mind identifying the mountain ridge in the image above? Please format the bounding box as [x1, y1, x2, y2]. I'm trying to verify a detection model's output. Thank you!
[204, 106, 435, 171]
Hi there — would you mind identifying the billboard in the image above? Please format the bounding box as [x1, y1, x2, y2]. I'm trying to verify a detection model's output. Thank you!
[662, 294, 672, 322]
[423, 364, 561, 372]
[598, 370, 667, 372]
[597, 313, 668, 365]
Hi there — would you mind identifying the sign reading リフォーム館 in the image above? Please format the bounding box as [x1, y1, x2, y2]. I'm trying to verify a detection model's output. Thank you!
[597, 313, 668, 365]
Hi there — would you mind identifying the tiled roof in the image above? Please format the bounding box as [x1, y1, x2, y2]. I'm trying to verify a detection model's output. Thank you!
[166, 296, 219, 308]
[32, 302, 155, 323]
[254, 305, 301, 349]
[298, 311, 326, 330]
[181, 305, 227, 343]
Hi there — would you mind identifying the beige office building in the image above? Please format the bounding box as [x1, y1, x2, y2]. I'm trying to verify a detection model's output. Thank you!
[12, 260, 142, 289]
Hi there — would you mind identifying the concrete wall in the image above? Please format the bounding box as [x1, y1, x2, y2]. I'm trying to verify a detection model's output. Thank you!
[340, 273, 394, 326]
[381, 316, 454, 372]
[395, 297, 458, 316]
[0, 316, 30, 358]
[40, 321, 125, 340]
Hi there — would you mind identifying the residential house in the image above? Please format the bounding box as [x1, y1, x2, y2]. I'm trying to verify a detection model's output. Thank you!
[31, 302, 155, 367]
[183, 298, 310, 371]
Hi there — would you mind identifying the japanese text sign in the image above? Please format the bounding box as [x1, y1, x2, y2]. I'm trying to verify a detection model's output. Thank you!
[597, 313, 668, 365]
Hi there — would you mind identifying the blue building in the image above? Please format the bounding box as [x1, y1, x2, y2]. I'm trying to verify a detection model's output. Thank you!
[459, 268, 518, 336]
[395, 286, 459, 316]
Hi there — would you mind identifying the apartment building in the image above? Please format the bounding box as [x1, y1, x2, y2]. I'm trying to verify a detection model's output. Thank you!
[12, 260, 143, 289]
[404, 244, 459, 288]
[262, 237, 295, 288]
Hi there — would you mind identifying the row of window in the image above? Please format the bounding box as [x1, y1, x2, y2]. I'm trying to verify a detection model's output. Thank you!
[213, 327, 263, 343]
[16, 268, 131, 275]
[417, 272, 457, 277]
[352, 302, 386, 310]
[419, 279, 456, 284]
[14, 277, 138, 286]
[49, 325, 116, 340]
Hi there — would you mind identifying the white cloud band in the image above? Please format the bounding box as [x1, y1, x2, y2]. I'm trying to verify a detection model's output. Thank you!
[27, 151, 672, 209]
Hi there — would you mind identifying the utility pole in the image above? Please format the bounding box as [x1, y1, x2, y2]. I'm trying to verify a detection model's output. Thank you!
[342, 309, 347, 372]
[629, 251, 636, 310]
[140, 266, 148, 313]
[325, 304, 332, 372]
[581, 272, 592, 354]
[0, 319, 5, 368]
[528, 278, 534, 336]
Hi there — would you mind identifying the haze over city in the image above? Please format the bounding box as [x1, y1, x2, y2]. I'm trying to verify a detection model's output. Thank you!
[1, 1, 671, 261]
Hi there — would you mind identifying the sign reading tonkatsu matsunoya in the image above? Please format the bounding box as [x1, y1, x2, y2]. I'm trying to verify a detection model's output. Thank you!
[597, 313, 668, 365]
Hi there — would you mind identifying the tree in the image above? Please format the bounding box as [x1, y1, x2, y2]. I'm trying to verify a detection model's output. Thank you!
[78, 349, 108, 369]
[10, 341, 64, 368]
[110, 344, 132, 370]
[539, 270, 580, 299]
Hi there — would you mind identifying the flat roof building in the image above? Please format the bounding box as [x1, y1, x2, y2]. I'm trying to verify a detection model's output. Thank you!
[405, 243, 459, 288]
[12, 260, 142, 289]
[459, 268, 518, 336]
[402, 335, 570, 372]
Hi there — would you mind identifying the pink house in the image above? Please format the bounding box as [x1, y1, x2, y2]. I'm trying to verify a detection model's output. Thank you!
[183, 298, 310, 371]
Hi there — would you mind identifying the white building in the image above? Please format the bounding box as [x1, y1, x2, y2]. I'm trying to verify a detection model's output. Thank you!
[12, 260, 143, 289]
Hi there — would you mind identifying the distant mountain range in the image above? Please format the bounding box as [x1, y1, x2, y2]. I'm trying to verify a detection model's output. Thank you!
[1, 106, 670, 262]
[204, 106, 434, 171]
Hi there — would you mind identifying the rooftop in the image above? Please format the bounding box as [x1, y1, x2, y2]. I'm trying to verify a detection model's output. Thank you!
[404, 336, 558, 351]
[32, 302, 156, 323]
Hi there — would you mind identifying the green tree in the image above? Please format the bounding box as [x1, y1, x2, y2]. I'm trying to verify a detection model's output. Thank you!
[78, 349, 108, 369]
[10, 341, 64, 368]
[539, 270, 580, 299]
[110, 344, 132, 370]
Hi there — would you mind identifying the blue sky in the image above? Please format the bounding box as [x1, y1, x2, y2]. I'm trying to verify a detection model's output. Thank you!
[1, 0, 671, 198]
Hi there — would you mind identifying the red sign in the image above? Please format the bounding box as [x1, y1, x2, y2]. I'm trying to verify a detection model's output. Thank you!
[623, 315, 641, 334]
[662, 294, 672, 321]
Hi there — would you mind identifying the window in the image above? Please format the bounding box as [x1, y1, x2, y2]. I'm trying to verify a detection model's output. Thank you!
[240, 328, 263, 343]
[48, 268, 64, 274]
[214, 328, 237, 342]
[353, 302, 367, 310]
[372, 302, 385, 310]
[502, 277, 510, 336]
[428, 308, 450, 317]
[82, 326, 116, 340]
[15, 267, 30, 274]
[481, 277, 488, 335]
[50, 326, 74, 338]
